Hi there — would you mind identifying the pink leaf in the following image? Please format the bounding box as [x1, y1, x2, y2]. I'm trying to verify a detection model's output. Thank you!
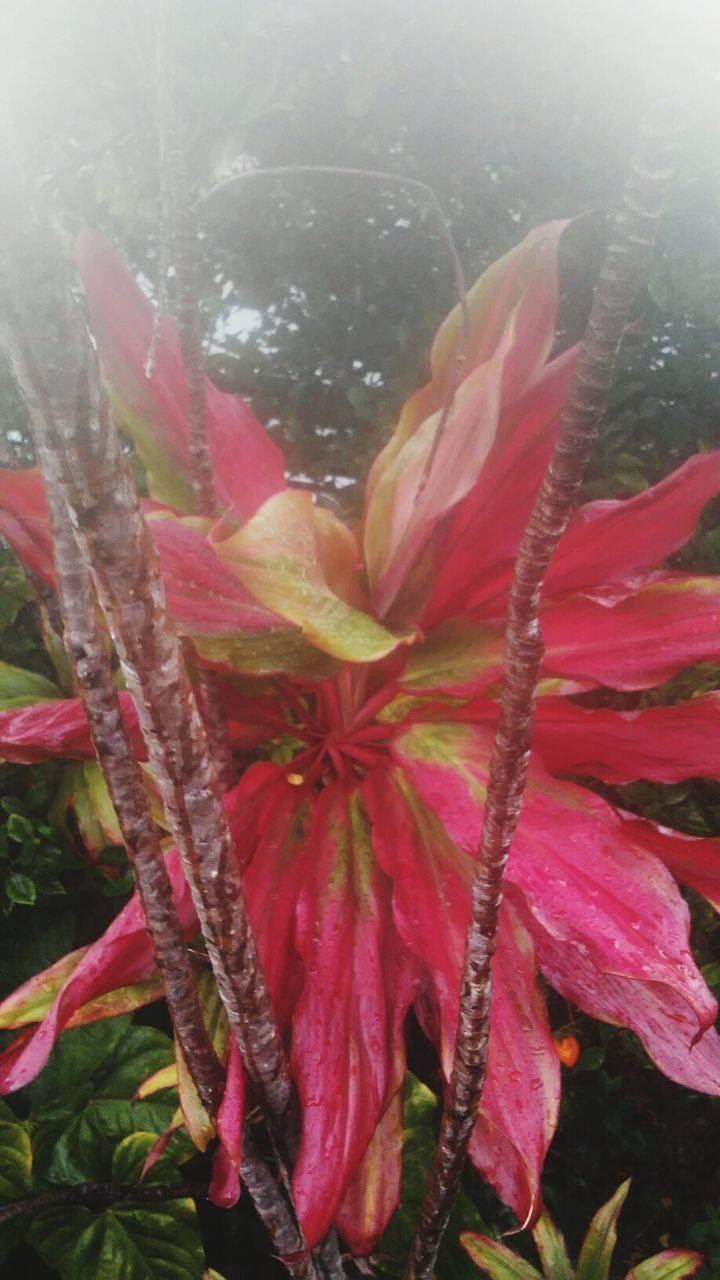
[336, 1089, 404, 1255]
[0, 848, 197, 1092]
[291, 782, 416, 1248]
[241, 764, 312, 1029]
[210, 1038, 245, 1208]
[469, 900, 560, 1231]
[364, 223, 567, 619]
[545, 452, 720, 599]
[533, 693, 720, 783]
[75, 230, 286, 519]
[520, 887, 720, 1094]
[366, 768, 557, 1226]
[0, 466, 55, 582]
[537, 576, 720, 689]
[0, 691, 143, 763]
[431, 448, 720, 627]
[404, 577, 720, 697]
[392, 723, 717, 1038]
[148, 515, 286, 633]
[424, 347, 577, 627]
[617, 811, 720, 913]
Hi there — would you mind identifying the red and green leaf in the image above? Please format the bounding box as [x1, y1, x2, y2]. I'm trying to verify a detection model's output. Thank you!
[215, 489, 413, 663]
[364, 222, 567, 619]
[403, 577, 720, 697]
[393, 722, 717, 1037]
[626, 1250, 704, 1280]
[75, 230, 286, 518]
[291, 782, 416, 1247]
[575, 1178, 631, 1280]
[0, 849, 196, 1091]
[335, 1089, 404, 1255]
[365, 768, 557, 1227]
[0, 691, 142, 764]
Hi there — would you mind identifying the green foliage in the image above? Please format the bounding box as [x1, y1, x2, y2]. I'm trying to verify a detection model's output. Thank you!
[462, 1181, 702, 1280]
[0, 1101, 33, 1266]
[0, 768, 70, 916]
[28, 1133, 204, 1280]
[575, 1181, 630, 1280]
[687, 1207, 720, 1279]
[0, 565, 32, 647]
[0, 1019, 204, 1277]
[0, 660, 58, 711]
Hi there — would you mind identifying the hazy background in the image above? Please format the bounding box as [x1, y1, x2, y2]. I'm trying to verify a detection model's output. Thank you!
[3, 0, 720, 514]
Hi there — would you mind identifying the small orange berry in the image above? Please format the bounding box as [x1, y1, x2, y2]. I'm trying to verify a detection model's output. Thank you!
[287, 772, 305, 786]
[554, 1034, 580, 1067]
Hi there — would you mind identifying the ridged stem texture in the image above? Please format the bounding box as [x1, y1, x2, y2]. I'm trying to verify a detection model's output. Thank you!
[152, 26, 339, 1271]
[0, 166, 296, 1195]
[403, 98, 684, 1280]
[154, 1, 235, 789]
[45, 474, 225, 1116]
[43, 474, 308, 1270]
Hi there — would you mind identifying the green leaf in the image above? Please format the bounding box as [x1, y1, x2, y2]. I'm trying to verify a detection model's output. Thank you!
[191, 627, 337, 679]
[0, 1117, 32, 1199]
[461, 1234, 543, 1280]
[0, 660, 59, 710]
[32, 1026, 175, 1185]
[7, 811, 34, 842]
[576, 1047, 606, 1073]
[215, 489, 413, 663]
[0, 1117, 32, 1267]
[0, 564, 32, 635]
[45, 1098, 176, 1184]
[576, 1180, 631, 1280]
[401, 617, 503, 694]
[29, 1192, 204, 1280]
[380, 1075, 490, 1278]
[94, 1027, 175, 1100]
[28, 1018, 130, 1110]
[111, 1131, 178, 1185]
[54, 762, 122, 855]
[110, 393, 195, 514]
[4, 871, 37, 905]
[0, 904, 76, 1002]
[626, 1250, 704, 1280]
[532, 1212, 574, 1280]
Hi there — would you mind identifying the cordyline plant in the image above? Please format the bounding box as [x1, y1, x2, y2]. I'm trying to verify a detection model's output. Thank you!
[0, 99, 718, 1276]
[463, 1179, 703, 1280]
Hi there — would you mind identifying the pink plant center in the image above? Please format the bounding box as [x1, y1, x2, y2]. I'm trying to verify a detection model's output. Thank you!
[275, 675, 398, 786]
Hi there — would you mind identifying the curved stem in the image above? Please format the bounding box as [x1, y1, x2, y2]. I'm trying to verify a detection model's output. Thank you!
[403, 99, 685, 1280]
[0, 1181, 206, 1226]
